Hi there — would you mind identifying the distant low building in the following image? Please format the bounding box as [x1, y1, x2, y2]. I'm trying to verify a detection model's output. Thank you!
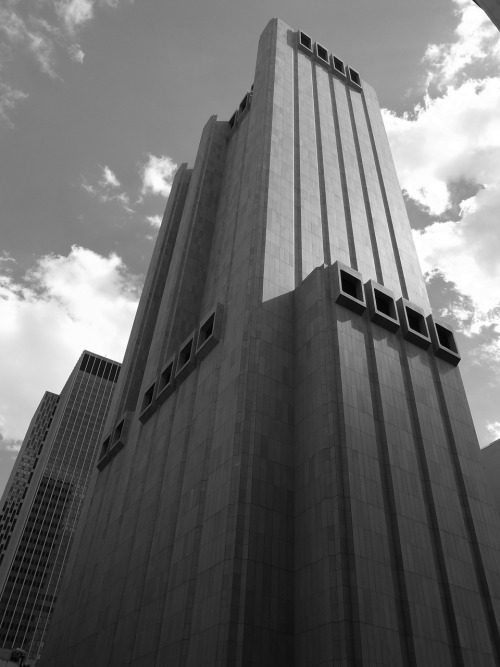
[0, 352, 120, 665]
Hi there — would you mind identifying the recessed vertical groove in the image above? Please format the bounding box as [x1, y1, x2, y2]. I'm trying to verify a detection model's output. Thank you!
[363, 325, 416, 667]
[329, 76, 357, 270]
[361, 93, 409, 299]
[293, 48, 303, 286]
[346, 88, 383, 284]
[311, 62, 331, 266]
[325, 300, 360, 665]
[399, 345, 465, 667]
[430, 356, 500, 662]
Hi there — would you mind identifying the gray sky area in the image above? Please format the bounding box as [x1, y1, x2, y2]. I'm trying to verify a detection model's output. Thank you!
[1, 0, 500, 495]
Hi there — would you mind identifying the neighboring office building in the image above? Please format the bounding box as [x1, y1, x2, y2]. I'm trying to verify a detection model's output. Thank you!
[41, 19, 500, 667]
[473, 0, 500, 30]
[0, 352, 120, 665]
[0, 393, 59, 569]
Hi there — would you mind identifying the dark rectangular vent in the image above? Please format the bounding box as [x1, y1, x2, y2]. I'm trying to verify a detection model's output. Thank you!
[316, 43, 329, 64]
[298, 30, 313, 54]
[332, 55, 345, 75]
[348, 67, 362, 89]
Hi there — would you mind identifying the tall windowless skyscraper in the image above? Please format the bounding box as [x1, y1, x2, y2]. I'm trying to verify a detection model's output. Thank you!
[0, 352, 120, 664]
[41, 20, 500, 667]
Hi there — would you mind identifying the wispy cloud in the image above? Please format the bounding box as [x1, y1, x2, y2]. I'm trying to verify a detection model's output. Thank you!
[0, 246, 139, 443]
[141, 154, 177, 197]
[0, 80, 28, 126]
[383, 0, 500, 368]
[145, 214, 162, 228]
[55, 0, 94, 34]
[0, 0, 125, 124]
[486, 422, 500, 441]
[82, 166, 133, 213]
[99, 165, 121, 188]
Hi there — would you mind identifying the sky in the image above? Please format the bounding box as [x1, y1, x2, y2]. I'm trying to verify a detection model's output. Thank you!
[1, 0, 500, 496]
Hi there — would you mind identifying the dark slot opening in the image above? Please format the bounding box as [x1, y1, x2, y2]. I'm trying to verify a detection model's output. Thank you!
[100, 437, 110, 458]
[159, 362, 173, 390]
[199, 313, 215, 344]
[114, 419, 124, 442]
[436, 324, 458, 353]
[350, 68, 361, 86]
[142, 385, 155, 411]
[375, 291, 395, 318]
[239, 95, 247, 112]
[407, 310, 424, 335]
[341, 272, 361, 300]
[333, 56, 345, 73]
[317, 44, 328, 62]
[229, 111, 237, 128]
[300, 32, 312, 50]
[179, 339, 193, 367]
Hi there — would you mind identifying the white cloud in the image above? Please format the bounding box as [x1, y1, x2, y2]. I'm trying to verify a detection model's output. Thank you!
[486, 421, 500, 441]
[55, 0, 94, 34]
[0, 246, 140, 442]
[141, 154, 177, 197]
[99, 165, 121, 188]
[0, 0, 125, 123]
[145, 214, 162, 228]
[0, 79, 28, 126]
[383, 0, 500, 358]
[425, 0, 500, 88]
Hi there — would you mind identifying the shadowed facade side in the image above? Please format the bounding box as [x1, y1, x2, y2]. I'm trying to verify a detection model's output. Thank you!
[40, 19, 500, 667]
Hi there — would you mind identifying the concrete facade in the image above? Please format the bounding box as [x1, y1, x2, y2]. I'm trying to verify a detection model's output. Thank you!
[41, 20, 500, 667]
[0, 352, 120, 664]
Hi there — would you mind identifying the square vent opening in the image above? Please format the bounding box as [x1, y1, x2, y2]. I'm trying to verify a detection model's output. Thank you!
[375, 290, 396, 319]
[159, 362, 173, 391]
[199, 313, 215, 345]
[141, 384, 155, 412]
[316, 43, 328, 63]
[349, 68, 361, 87]
[407, 309, 426, 335]
[436, 324, 458, 353]
[333, 55, 345, 74]
[179, 339, 193, 368]
[299, 31, 312, 51]
[341, 271, 362, 300]
[113, 419, 125, 443]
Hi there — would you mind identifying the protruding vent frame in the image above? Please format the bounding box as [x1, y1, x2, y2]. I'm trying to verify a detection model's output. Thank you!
[397, 298, 431, 349]
[97, 412, 131, 470]
[196, 303, 224, 362]
[228, 110, 238, 129]
[239, 93, 250, 114]
[331, 261, 366, 315]
[347, 66, 362, 91]
[156, 355, 177, 406]
[331, 54, 346, 78]
[314, 42, 329, 67]
[298, 30, 313, 55]
[175, 331, 197, 383]
[365, 280, 400, 332]
[139, 382, 157, 424]
[427, 317, 461, 365]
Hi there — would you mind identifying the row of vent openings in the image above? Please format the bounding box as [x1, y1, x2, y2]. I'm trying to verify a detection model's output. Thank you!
[334, 261, 460, 365]
[298, 30, 362, 89]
